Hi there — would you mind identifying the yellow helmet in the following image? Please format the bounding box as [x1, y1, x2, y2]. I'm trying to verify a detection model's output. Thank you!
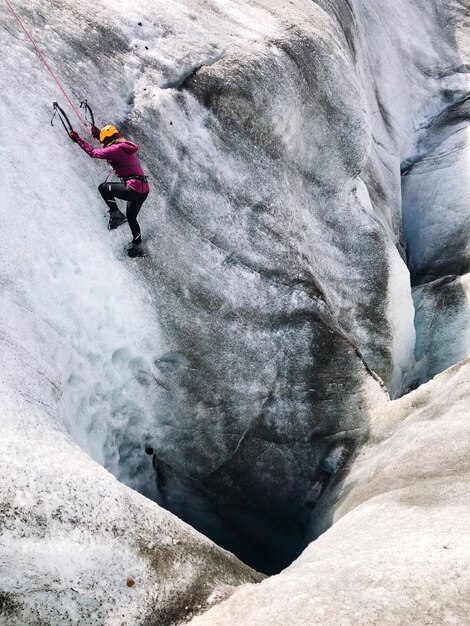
[99, 125, 120, 143]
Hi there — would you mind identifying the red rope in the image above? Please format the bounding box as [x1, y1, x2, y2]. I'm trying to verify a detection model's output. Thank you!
[4, 0, 95, 140]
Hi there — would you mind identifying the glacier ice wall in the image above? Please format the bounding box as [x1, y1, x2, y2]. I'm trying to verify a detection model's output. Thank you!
[1, 2, 265, 622]
[189, 358, 470, 625]
[403, 120, 470, 385]
[132, 0, 467, 568]
[1, 0, 469, 592]
[0, 391, 262, 625]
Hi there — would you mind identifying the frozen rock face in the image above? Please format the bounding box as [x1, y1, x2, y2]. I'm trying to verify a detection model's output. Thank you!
[189, 358, 470, 625]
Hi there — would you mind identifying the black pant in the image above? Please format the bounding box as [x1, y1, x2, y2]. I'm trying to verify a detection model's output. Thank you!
[98, 182, 148, 243]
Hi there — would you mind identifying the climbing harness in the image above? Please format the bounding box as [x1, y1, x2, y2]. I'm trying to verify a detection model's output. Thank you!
[3, 0, 94, 139]
[122, 175, 149, 183]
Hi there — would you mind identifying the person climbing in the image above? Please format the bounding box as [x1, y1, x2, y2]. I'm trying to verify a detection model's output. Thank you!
[69, 124, 150, 258]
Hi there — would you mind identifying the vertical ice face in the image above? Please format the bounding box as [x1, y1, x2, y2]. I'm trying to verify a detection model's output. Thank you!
[401, 87, 470, 386]
[0, 1, 169, 501]
[343, 0, 470, 391]
[0, 6, 267, 621]
[187, 359, 470, 626]
[134, 0, 417, 566]
[412, 275, 470, 384]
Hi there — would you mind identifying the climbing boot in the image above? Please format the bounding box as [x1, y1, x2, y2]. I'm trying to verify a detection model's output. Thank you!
[108, 210, 127, 230]
[128, 242, 146, 258]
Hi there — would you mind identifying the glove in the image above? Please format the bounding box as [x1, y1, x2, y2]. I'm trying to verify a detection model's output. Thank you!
[69, 131, 79, 142]
[91, 125, 100, 139]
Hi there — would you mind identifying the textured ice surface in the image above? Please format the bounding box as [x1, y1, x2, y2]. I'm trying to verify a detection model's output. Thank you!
[189, 359, 470, 625]
[0, 389, 261, 625]
[403, 124, 470, 386]
[0, 0, 469, 619]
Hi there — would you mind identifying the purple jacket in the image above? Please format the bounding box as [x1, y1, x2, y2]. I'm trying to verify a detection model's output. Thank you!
[75, 137, 150, 193]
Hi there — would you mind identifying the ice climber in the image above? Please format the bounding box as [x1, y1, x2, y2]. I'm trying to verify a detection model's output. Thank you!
[69, 124, 150, 258]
